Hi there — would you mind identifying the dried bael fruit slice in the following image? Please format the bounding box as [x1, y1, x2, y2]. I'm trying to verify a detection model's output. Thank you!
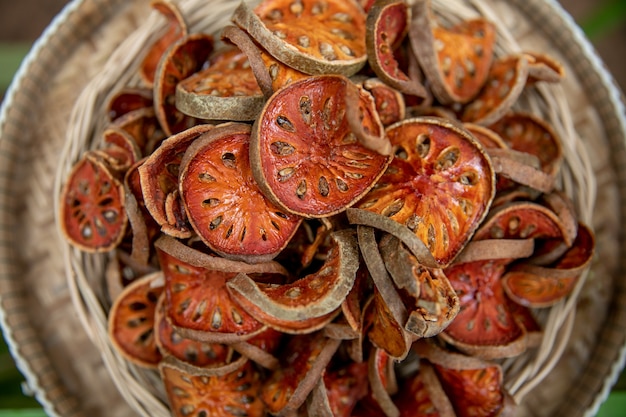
[60, 153, 128, 252]
[155, 236, 276, 344]
[154, 33, 214, 136]
[365, 290, 414, 360]
[366, 0, 427, 98]
[525, 51, 565, 85]
[108, 271, 163, 367]
[175, 47, 267, 121]
[227, 229, 359, 322]
[179, 122, 302, 263]
[368, 348, 400, 417]
[503, 222, 595, 308]
[232, 0, 368, 76]
[393, 360, 455, 417]
[442, 260, 527, 359]
[107, 87, 154, 122]
[139, 124, 214, 238]
[461, 55, 530, 125]
[307, 361, 369, 417]
[250, 74, 392, 218]
[361, 78, 406, 127]
[140, 0, 188, 86]
[160, 355, 265, 417]
[261, 331, 341, 415]
[413, 340, 517, 417]
[354, 116, 496, 267]
[410, 0, 496, 104]
[112, 107, 164, 156]
[380, 235, 460, 338]
[488, 112, 563, 180]
[154, 294, 232, 367]
[99, 127, 142, 175]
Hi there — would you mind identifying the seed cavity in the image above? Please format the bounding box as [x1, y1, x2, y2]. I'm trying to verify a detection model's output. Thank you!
[336, 178, 349, 192]
[318, 176, 330, 197]
[193, 300, 207, 322]
[286, 287, 302, 298]
[406, 214, 421, 231]
[395, 147, 408, 160]
[427, 223, 436, 251]
[209, 216, 223, 230]
[290, 0, 303, 15]
[269, 63, 279, 80]
[298, 35, 310, 48]
[319, 42, 337, 61]
[222, 152, 237, 168]
[416, 134, 431, 158]
[447, 209, 460, 234]
[300, 96, 312, 125]
[199, 172, 216, 182]
[382, 199, 404, 217]
[180, 405, 195, 416]
[441, 56, 452, 76]
[459, 171, 478, 186]
[345, 172, 363, 179]
[102, 209, 118, 223]
[276, 115, 295, 132]
[278, 167, 296, 182]
[435, 147, 460, 171]
[296, 180, 307, 199]
[339, 44, 354, 57]
[202, 198, 220, 207]
[232, 308, 243, 325]
[211, 307, 222, 329]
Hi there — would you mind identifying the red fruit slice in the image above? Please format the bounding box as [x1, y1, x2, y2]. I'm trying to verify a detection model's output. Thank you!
[154, 294, 231, 367]
[488, 112, 563, 179]
[461, 55, 530, 125]
[227, 229, 359, 321]
[442, 260, 527, 359]
[155, 236, 277, 343]
[179, 122, 302, 263]
[308, 361, 369, 417]
[139, 0, 187, 86]
[111, 106, 164, 156]
[393, 361, 455, 417]
[108, 272, 163, 367]
[413, 339, 517, 417]
[362, 78, 406, 127]
[175, 46, 266, 121]
[250, 74, 392, 218]
[354, 117, 495, 267]
[60, 153, 128, 252]
[160, 356, 265, 417]
[410, 0, 496, 104]
[232, 0, 368, 76]
[368, 348, 400, 416]
[260, 332, 341, 415]
[139, 124, 215, 238]
[154, 33, 214, 136]
[107, 87, 153, 122]
[503, 222, 595, 308]
[366, 0, 427, 97]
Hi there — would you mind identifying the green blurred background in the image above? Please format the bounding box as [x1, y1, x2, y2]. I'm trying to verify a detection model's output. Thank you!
[0, 0, 625, 416]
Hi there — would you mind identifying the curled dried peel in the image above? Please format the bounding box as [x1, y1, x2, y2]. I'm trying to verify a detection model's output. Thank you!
[410, 0, 496, 104]
[355, 117, 496, 267]
[393, 361, 456, 417]
[232, 0, 368, 76]
[227, 229, 359, 321]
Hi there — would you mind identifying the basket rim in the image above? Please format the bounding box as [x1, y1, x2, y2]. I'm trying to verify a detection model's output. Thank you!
[0, 0, 625, 416]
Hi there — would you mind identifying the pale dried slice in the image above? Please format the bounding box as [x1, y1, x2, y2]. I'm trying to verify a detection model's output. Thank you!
[487, 147, 556, 193]
[353, 116, 496, 267]
[261, 332, 342, 415]
[108, 272, 164, 367]
[179, 122, 302, 263]
[227, 229, 359, 321]
[60, 152, 128, 253]
[379, 235, 460, 337]
[175, 46, 266, 121]
[410, 0, 496, 104]
[250, 74, 392, 218]
[154, 33, 215, 136]
[461, 55, 530, 125]
[160, 355, 265, 417]
[140, 0, 188, 86]
[525, 51, 565, 85]
[232, 0, 368, 76]
[503, 222, 595, 308]
[367, 0, 427, 97]
[139, 124, 215, 238]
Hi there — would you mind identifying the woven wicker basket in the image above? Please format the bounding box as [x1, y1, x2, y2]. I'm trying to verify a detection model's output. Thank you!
[1, 0, 625, 416]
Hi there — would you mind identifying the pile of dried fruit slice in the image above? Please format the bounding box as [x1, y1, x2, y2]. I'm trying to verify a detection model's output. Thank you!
[57, 0, 596, 415]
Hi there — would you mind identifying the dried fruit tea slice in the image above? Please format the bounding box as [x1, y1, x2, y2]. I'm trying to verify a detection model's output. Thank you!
[154, 33, 214, 136]
[175, 47, 266, 121]
[60, 153, 128, 252]
[410, 0, 495, 104]
[160, 356, 265, 417]
[250, 74, 392, 218]
[179, 122, 302, 263]
[107, 87, 153, 122]
[366, 0, 427, 97]
[232, 0, 368, 76]
[362, 77, 406, 126]
[353, 116, 495, 267]
[140, 0, 188, 86]
[108, 272, 164, 367]
[393, 360, 455, 417]
[503, 222, 595, 308]
[139, 124, 214, 238]
[260, 332, 341, 415]
[227, 229, 359, 323]
[307, 361, 369, 417]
